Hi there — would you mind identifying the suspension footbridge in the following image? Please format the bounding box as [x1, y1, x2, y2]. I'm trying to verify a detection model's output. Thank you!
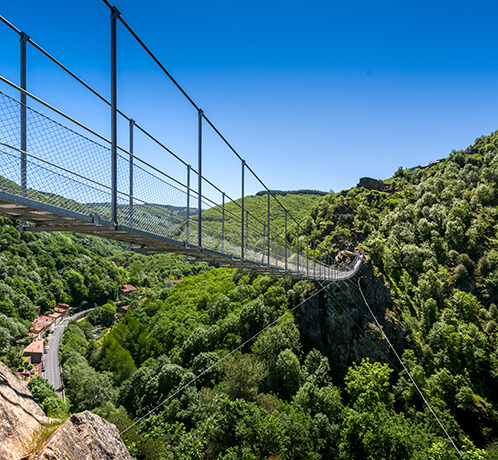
[0, 6, 363, 281]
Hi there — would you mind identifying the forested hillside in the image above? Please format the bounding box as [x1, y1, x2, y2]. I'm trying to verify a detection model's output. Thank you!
[3, 132, 498, 458]
[0, 222, 124, 368]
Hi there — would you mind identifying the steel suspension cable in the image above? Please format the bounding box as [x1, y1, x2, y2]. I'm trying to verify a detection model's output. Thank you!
[356, 276, 463, 459]
[1, 5, 339, 272]
[0, 14, 21, 34]
[0, 14, 132, 121]
[1, 12, 298, 246]
[99, 0, 314, 232]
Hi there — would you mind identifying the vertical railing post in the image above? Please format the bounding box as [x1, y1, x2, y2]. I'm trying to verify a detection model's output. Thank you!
[186, 165, 191, 247]
[262, 224, 266, 264]
[319, 247, 322, 279]
[276, 235, 279, 268]
[313, 242, 316, 279]
[267, 191, 271, 265]
[241, 160, 245, 259]
[20, 32, 29, 199]
[198, 109, 203, 248]
[129, 119, 134, 227]
[222, 192, 225, 253]
[306, 236, 309, 278]
[246, 210, 249, 256]
[284, 210, 288, 271]
[296, 224, 300, 274]
[110, 6, 120, 225]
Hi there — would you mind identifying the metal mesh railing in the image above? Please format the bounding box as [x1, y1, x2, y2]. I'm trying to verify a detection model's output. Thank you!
[0, 89, 363, 281]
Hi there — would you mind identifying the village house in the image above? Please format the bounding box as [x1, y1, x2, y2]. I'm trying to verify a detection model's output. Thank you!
[54, 306, 70, 319]
[29, 318, 52, 339]
[120, 284, 138, 299]
[38, 315, 55, 325]
[56, 303, 72, 316]
[47, 312, 62, 326]
[23, 340, 43, 364]
[117, 305, 131, 315]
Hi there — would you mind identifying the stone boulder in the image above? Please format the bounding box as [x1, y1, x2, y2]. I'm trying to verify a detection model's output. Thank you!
[28, 411, 133, 460]
[0, 362, 47, 460]
[357, 177, 388, 192]
[0, 361, 132, 460]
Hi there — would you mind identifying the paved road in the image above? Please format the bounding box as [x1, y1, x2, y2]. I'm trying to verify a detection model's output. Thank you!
[42, 309, 91, 400]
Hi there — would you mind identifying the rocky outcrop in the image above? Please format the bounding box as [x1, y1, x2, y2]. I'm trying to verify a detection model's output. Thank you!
[357, 177, 388, 192]
[295, 259, 404, 367]
[0, 362, 47, 460]
[464, 145, 477, 155]
[28, 411, 133, 460]
[0, 361, 132, 460]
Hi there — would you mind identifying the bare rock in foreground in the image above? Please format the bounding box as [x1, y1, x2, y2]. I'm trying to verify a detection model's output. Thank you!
[28, 411, 133, 460]
[0, 362, 47, 460]
[0, 361, 132, 460]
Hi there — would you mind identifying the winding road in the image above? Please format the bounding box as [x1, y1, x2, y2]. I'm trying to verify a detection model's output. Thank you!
[42, 309, 91, 400]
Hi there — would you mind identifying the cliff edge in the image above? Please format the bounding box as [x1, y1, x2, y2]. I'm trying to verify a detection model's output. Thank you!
[0, 362, 132, 460]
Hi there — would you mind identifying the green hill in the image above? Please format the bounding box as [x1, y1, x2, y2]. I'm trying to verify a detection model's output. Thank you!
[196, 191, 325, 255]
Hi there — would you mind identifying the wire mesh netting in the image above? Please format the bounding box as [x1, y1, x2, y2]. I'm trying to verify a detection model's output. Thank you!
[0, 91, 363, 280]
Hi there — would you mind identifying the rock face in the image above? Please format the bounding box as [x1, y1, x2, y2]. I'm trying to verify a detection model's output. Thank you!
[357, 177, 388, 192]
[295, 259, 404, 368]
[0, 361, 132, 460]
[29, 411, 133, 460]
[0, 362, 47, 460]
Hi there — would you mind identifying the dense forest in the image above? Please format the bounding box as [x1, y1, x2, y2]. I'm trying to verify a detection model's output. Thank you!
[4, 131, 498, 458]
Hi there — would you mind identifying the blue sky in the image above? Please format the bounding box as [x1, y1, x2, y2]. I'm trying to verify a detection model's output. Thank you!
[1, 0, 498, 200]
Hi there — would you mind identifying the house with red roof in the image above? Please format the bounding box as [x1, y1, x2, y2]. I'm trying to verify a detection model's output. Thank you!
[120, 284, 138, 299]
[23, 340, 43, 364]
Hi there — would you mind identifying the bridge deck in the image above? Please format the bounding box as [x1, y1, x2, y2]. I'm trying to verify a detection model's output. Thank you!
[0, 190, 362, 280]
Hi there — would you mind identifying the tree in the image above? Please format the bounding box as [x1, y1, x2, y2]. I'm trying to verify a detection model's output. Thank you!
[27, 376, 68, 417]
[0, 327, 12, 354]
[238, 298, 268, 342]
[344, 359, 394, 411]
[275, 349, 301, 400]
[66, 364, 116, 412]
[100, 302, 117, 327]
[27, 376, 57, 407]
[221, 352, 267, 401]
[40, 396, 68, 418]
[303, 349, 331, 387]
[98, 335, 137, 385]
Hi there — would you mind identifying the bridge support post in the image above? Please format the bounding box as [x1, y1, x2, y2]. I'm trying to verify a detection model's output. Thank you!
[319, 247, 321, 279]
[284, 211, 288, 271]
[198, 109, 203, 248]
[129, 119, 134, 228]
[306, 236, 309, 278]
[110, 6, 120, 225]
[276, 235, 278, 268]
[313, 242, 316, 279]
[186, 165, 191, 247]
[267, 191, 270, 265]
[241, 160, 245, 259]
[20, 32, 29, 199]
[246, 210, 249, 256]
[296, 224, 299, 274]
[221, 192, 225, 253]
[262, 224, 266, 264]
